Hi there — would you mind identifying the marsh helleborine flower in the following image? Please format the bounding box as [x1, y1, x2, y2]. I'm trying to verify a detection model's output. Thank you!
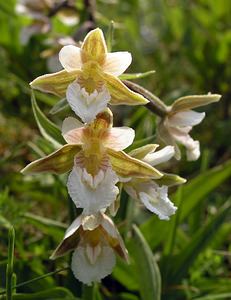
[51, 213, 128, 285]
[124, 144, 186, 220]
[157, 94, 221, 161]
[30, 28, 148, 123]
[22, 109, 162, 215]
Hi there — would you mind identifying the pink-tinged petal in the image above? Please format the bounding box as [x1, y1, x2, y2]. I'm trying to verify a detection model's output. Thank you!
[21, 144, 81, 175]
[62, 127, 84, 144]
[103, 52, 132, 76]
[59, 45, 82, 72]
[102, 72, 148, 105]
[81, 28, 107, 65]
[107, 149, 163, 179]
[62, 117, 84, 136]
[71, 245, 116, 284]
[104, 127, 135, 151]
[169, 110, 205, 127]
[142, 146, 175, 166]
[30, 70, 80, 97]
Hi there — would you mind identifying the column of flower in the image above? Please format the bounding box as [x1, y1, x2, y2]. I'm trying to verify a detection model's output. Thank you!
[22, 28, 220, 284]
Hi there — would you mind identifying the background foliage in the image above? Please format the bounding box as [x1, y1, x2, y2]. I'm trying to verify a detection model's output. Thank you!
[0, 0, 230, 299]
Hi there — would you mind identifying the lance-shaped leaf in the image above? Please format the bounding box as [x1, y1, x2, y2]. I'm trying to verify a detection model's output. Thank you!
[133, 225, 161, 300]
[119, 70, 155, 80]
[21, 144, 81, 174]
[171, 94, 221, 113]
[107, 149, 162, 179]
[102, 72, 149, 105]
[30, 70, 80, 97]
[31, 91, 65, 147]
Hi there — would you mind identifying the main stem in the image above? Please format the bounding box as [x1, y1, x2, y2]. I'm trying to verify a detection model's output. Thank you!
[123, 80, 169, 118]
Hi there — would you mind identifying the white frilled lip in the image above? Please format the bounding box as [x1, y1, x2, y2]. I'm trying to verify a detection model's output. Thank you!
[138, 182, 177, 220]
[71, 244, 116, 285]
[61, 117, 135, 151]
[59, 44, 132, 76]
[66, 82, 111, 124]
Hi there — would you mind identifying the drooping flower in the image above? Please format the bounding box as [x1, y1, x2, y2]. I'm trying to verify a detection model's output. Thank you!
[21, 109, 162, 214]
[157, 94, 221, 161]
[123, 144, 186, 220]
[50, 212, 128, 285]
[30, 28, 148, 123]
[16, 0, 78, 44]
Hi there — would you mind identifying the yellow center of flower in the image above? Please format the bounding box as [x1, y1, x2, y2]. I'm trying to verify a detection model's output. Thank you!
[78, 61, 104, 94]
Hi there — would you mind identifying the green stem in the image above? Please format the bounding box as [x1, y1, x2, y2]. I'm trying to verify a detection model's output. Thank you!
[123, 80, 169, 117]
[6, 226, 15, 300]
[0, 267, 69, 296]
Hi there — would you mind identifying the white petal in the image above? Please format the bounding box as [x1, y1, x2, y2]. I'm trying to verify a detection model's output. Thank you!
[64, 215, 82, 239]
[169, 110, 205, 127]
[139, 182, 177, 220]
[59, 45, 82, 72]
[62, 117, 83, 136]
[67, 167, 119, 215]
[142, 146, 175, 166]
[71, 245, 116, 285]
[66, 82, 110, 123]
[104, 127, 135, 151]
[104, 52, 132, 76]
[62, 127, 84, 144]
[186, 140, 200, 161]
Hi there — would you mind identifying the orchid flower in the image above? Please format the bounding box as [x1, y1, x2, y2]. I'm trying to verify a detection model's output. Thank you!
[16, 0, 78, 44]
[123, 144, 186, 220]
[50, 212, 128, 285]
[21, 109, 162, 214]
[30, 28, 148, 123]
[157, 94, 221, 161]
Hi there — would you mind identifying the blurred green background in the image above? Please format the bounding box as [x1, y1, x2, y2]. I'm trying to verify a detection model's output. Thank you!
[0, 0, 230, 299]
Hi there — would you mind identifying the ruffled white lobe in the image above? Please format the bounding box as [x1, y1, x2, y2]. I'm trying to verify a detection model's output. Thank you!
[71, 245, 116, 285]
[139, 183, 177, 220]
[186, 140, 200, 161]
[142, 146, 175, 166]
[66, 82, 111, 123]
[67, 166, 119, 214]
[103, 52, 132, 76]
[104, 127, 135, 151]
[59, 45, 82, 72]
[169, 110, 205, 127]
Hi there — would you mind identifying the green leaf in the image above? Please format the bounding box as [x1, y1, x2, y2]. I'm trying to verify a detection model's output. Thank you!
[31, 91, 65, 147]
[132, 225, 161, 300]
[193, 293, 231, 300]
[22, 212, 66, 240]
[6, 287, 77, 299]
[49, 98, 69, 115]
[119, 70, 155, 80]
[168, 199, 231, 282]
[141, 159, 231, 250]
